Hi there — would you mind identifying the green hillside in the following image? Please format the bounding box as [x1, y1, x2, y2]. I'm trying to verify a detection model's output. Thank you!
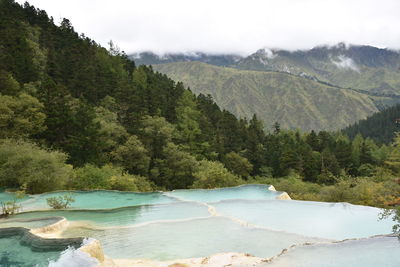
[154, 61, 396, 131]
[236, 44, 400, 95]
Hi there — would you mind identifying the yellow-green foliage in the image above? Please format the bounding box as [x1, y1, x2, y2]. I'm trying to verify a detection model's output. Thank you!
[0, 93, 46, 138]
[0, 139, 72, 194]
[192, 160, 243, 189]
[255, 174, 400, 208]
[71, 164, 155, 192]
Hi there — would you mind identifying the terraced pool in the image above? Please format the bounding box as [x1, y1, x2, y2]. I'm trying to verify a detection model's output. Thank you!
[0, 184, 398, 266]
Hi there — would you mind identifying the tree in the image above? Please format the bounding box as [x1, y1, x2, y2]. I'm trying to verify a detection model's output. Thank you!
[273, 122, 281, 134]
[94, 105, 129, 164]
[385, 132, 400, 173]
[151, 143, 199, 189]
[192, 160, 243, 189]
[0, 70, 20, 96]
[223, 152, 253, 178]
[0, 93, 46, 138]
[111, 135, 150, 176]
[71, 164, 153, 191]
[0, 139, 72, 193]
[306, 130, 319, 151]
[334, 136, 353, 170]
[175, 90, 203, 154]
[140, 115, 175, 159]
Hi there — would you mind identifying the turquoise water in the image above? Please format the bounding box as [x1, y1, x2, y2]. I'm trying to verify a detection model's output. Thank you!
[0, 235, 61, 267]
[1, 184, 397, 265]
[166, 184, 280, 203]
[0, 217, 61, 229]
[61, 216, 325, 260]
[213, 199, 394, 240]
[261, 236, 400, 267]
[21, 190, 176, 211]
[14, 202, 210, 227]
[0, 190, 30, 203]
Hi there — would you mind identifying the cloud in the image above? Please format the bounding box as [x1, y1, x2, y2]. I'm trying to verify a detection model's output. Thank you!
[332, 55, 359, 72]
[16, 0, 400, 55]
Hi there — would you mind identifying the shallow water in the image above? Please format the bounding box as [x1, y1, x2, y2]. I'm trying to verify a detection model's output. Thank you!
[261, 235, 400, 267]
[21, 190, 176, 211]
[0, 235, 61, 267]
[61, 216, 325, 260]
[0, 217, 61, 229]
[0, 190, 30, 203]
[1, 184, 397, 265]
[166, 184, 280, 203]
[14, 201, 210, 227]
[213, 199, 394, 240]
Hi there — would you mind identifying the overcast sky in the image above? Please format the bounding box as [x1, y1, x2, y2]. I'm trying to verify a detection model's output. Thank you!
[16, 0, 400, 55]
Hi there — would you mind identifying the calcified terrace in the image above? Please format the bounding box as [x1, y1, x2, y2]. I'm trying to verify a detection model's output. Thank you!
[0, 184, 398, 266]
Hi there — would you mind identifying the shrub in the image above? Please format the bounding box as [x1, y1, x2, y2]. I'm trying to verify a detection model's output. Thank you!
[46, 194, 75, 209]
[0, 139, 72, 193]
[72, 164, 154, 192]
[191, 160, 243, 189]
[109, 174, 154, 192]
[1, 200, 20, 217]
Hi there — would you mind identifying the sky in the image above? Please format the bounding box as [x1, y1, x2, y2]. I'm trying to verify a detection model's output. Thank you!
[16, 0, 400, 56]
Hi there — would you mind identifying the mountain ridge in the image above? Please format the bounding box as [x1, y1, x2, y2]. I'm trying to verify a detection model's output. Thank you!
[153, 61, 399, 131]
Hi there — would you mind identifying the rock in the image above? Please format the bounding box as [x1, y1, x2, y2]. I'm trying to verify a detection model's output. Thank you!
[79, 239, 105, 263]
[276, 192, 292, 200]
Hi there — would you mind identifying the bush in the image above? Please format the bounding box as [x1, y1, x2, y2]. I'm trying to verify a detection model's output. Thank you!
[46, 194, 75, 209]
[191, 160, 243, 189]
[1, 200, 20, 217]
[109, 174, 154, 192]
[0, 139, 72, 193]
[72, 164, 154, 192]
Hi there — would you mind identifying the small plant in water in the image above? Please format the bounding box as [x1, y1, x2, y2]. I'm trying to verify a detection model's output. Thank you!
[0, 200, 21, 217]
[0, 185, 26, 217]
[380, 206, 400, 238]
[46, 194, 75, 209]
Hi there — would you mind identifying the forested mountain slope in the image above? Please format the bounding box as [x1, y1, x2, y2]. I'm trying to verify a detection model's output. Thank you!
[0, 0, 268, 191]
[153, 61, 395, 131]
[343, 104, 400, 144]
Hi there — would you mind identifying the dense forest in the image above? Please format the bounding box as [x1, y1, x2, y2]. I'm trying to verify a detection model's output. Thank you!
[343, 104, 400, 144]
[0, 0, 399, 221]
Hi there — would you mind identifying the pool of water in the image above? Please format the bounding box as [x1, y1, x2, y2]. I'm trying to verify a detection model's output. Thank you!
[1, 184, 397, 264]
[0, 190, 31, 203]
[61, 216, 326, 260]
[261, 235, 400, 267]
[0, 217, 61, 229]
[21, 190, 177, 211]
[0, 235, 62, 267]
[14, 201, 210, 227]
[165, 184, 281, 203]
[213, 199, 394, 240]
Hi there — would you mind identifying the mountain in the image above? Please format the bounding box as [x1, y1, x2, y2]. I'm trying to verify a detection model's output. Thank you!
[343, 104, 400, 144]
[153, 61, 398, 131]
[130, 51, 243, 66]
[236, 43, 400, 95]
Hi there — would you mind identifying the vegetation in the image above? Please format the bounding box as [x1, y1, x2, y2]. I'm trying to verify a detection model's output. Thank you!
[343, 104, 400, 144]
[235, 44, 400, 96]
[1, 200, 20, 217]
[153, 61, 396, 131]
[46, 194, 75, 209]
[0, 187, 25, 217]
